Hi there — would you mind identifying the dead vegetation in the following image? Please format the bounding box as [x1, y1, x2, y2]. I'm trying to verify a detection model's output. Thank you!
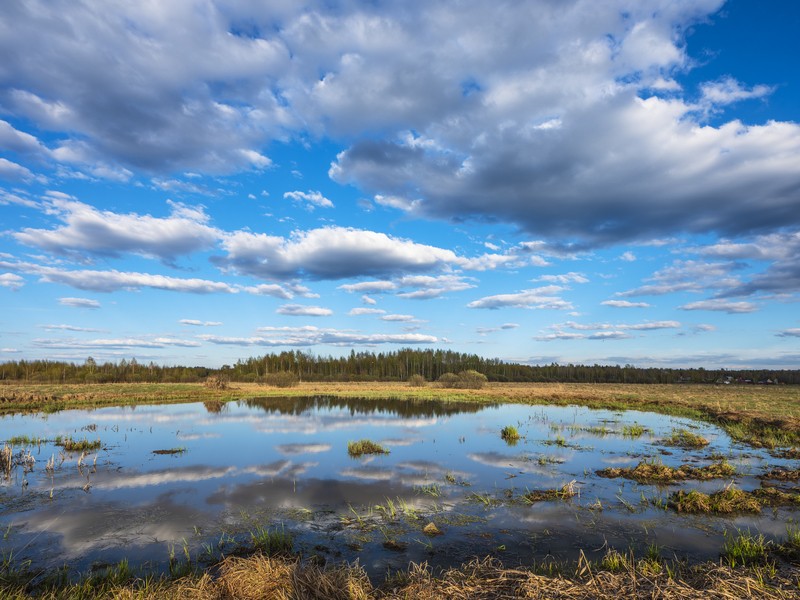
[3, 553, 798, 599]
[597, 459, 736, 483]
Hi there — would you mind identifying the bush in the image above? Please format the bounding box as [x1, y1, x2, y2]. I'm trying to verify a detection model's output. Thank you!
[458, 370, 488, 389]
[436, 372, 461, 388]
[204, 375, 229, 390]
[264, 370, 300, 388]
[408, 374, 426, 387]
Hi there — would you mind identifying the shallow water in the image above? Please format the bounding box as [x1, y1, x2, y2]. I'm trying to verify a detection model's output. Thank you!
[0, 396, 796, 578]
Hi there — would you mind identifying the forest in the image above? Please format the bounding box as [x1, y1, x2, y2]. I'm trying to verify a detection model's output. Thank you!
[1, 348, 797, 385]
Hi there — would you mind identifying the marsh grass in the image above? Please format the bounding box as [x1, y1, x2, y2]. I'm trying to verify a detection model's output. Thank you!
[597, 459, 735, 483]
[55, 436, 101, 452]
[723, 529, 772, 568]
[669, 485, 762, 514]
[621, 424, 648, 438]
[500, 425, 520, 444]
[4, 548, 800, 599]
[250, 525, 293, 556]
[152, 447, 187, 455]
[524, 480, 578, 502]
[347, 439, 389, 457]
[663, 428, 709, 449]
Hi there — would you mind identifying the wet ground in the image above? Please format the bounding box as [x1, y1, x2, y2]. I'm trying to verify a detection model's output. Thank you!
[1, 396, 797, 578]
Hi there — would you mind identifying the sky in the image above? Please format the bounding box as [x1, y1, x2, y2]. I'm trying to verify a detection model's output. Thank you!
[1, 0, 799, 370]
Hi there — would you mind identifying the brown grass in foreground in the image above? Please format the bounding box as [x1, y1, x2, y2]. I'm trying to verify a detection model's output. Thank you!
[3, 554, 798, 599]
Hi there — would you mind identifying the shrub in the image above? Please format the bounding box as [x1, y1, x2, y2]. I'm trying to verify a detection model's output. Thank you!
[437, 372, 461, 388]
[204, 375, 229, 390]
[264, 371, 300, 388]
[458, 369, 488, 389]
[408, 374, 426, 387]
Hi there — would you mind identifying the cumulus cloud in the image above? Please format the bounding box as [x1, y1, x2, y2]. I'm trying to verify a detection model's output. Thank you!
[0, 273, 24, 290]
[59, 297, 100, 309]
[467, 286, 572, 310]
[217, 226, 469, 280]
[536, 272, 588, 284]
[283, 190, 334, 210]
[537, 319, 680, 341]
[276, 304, 333, 317]
[618, 260, 741, 297]
[777, 329, 800, 338]
[14, 199, 219, 261]
[179, 319, 222, 327]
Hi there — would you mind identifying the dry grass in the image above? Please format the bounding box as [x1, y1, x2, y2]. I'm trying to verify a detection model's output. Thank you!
[597, 459, 736, 483]
[4, 553, 798, 599]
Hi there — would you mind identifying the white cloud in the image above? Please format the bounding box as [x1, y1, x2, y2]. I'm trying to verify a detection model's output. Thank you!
[0, 158, 36, 181]
[679, 299, 758, 313]
[14, 199, 219, 260]
[59, 297, 100, 309]
[601, 300, 650, 308]
[40, 324, 104, 332]
[218, 226, 466, 280]
[33, 336, 201, 349]
[200, 327, 438, 347]
[536, 272, 588, 284]
[467, 286, 572, 310]
[283, 190, 334, 209]
[777, 329, 800, 338]
[179, 319, 222, 327]
[619, 251, 636, 262]
[381, 314, 416, 322]
[0, 273, 24, 290]
[276, 304, 333, 317]
[349, 308, 386, 316]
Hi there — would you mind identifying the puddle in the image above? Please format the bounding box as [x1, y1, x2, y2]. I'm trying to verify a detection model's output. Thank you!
[1, 396, 797, 578]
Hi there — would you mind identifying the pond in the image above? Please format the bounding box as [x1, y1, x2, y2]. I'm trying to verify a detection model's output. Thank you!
[1, 396, 797, 580]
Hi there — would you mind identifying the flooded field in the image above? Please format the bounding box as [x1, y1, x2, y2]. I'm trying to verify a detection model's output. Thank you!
[1, 396, 798, 580]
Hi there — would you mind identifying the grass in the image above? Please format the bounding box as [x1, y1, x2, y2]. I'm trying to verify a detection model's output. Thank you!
[2, 380, 800, 448]
[523, 480, 578, 502]
[347, 439, 390, 457]
[597, 458, 736, 483]
[54, 435, 101, 452]
[2, 550, 799, 599]
[663, 428, 710, 448]
[500, 424, 520, 444]
[621, 424, 648, 438]
[250, 525, 293, 556]
[723, 529, 772, 568]
[668, 485, 763, 514]
[5, 435, 44, 446]
[152, 447, 186, 455]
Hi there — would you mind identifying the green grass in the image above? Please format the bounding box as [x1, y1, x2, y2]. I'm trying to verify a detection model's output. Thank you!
[249, 525, 293, 556]
[5, 435, 44, 446]
[347, 439, 389, 457]
[54, 436, 101, 452]
[663, 428, 709, 449]
[597, 459, 735, 483]
[722, 529, 771, 568]
[500, 425, 520, 444]
[621, 424, 647, 438]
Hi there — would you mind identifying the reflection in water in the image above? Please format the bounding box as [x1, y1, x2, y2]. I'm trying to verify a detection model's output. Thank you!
[0, 396, 797, 578]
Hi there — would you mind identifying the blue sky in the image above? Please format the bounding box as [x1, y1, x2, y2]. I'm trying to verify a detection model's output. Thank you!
[1, 0, 799, 369]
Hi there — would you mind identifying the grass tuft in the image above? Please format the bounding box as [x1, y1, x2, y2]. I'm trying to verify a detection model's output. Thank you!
[347, 439, 389, 458]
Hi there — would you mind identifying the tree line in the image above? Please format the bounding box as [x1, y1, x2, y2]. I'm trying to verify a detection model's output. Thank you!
[1, 348, 798, 385]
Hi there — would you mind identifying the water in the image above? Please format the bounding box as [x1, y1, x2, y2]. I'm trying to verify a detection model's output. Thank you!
[0, 396, 796, 578]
